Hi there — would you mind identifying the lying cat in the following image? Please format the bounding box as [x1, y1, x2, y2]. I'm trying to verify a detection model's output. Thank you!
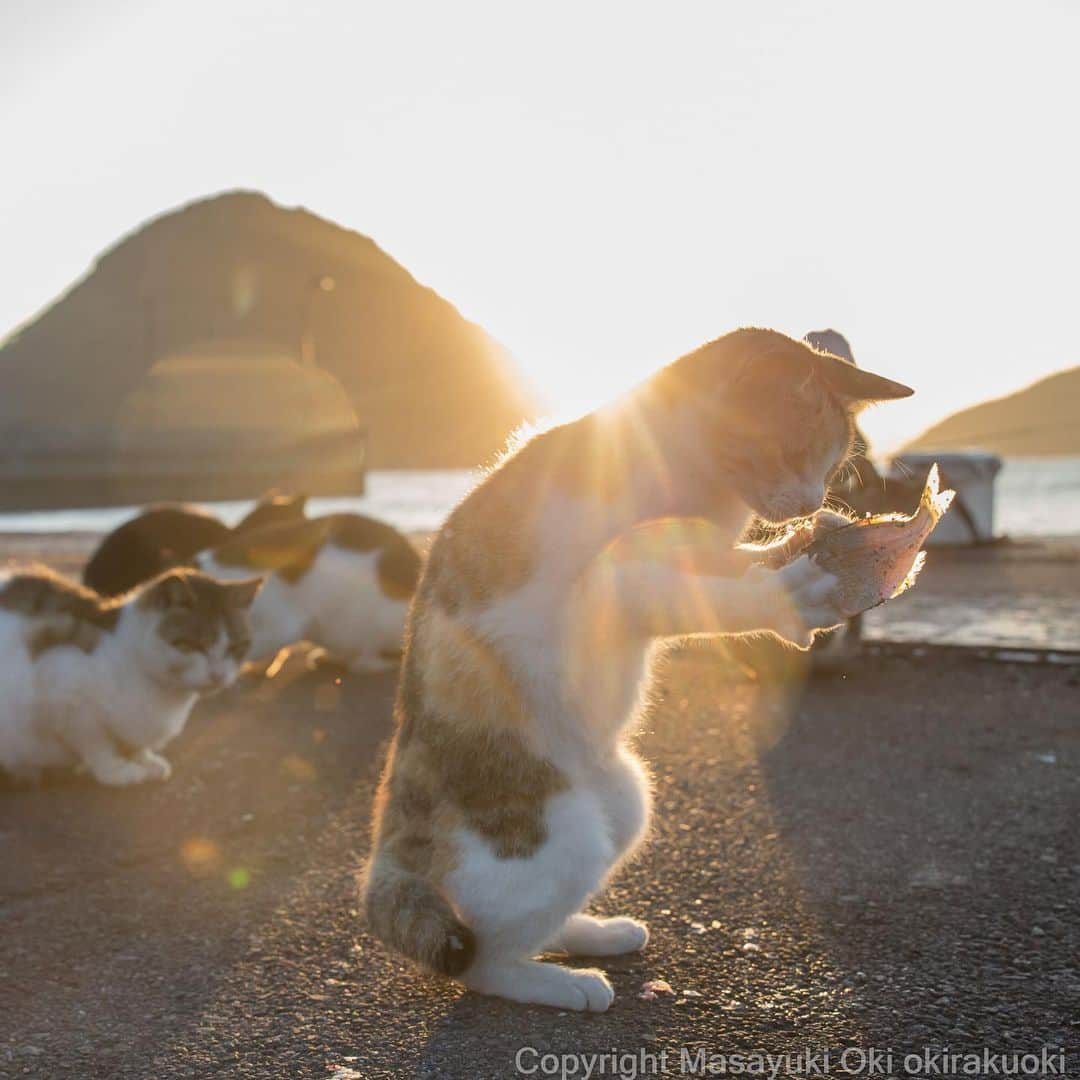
[82, 492, 307, 596]
[200, 513, 422, 673]
[0, 567, 261, 786]
[362, 327, 912, 1010]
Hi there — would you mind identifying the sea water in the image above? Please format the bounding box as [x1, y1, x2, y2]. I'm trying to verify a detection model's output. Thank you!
[0, 458, 1078, 538]
[994, 456, 1080, 537]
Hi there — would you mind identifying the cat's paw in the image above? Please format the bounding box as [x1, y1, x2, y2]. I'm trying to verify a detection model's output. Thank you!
[464, 960, 615, 1012]
[582, 916, 648, 955]
[562, 968, 616, 1012]
[137, 751, 172, 781]
[605, 917, 649, 953]
[553, 914, 649, 956]
[774, 555, 845, 648]
[811, 508, 855, 538]
[90, 759, 159, 787]
[762, 509, 851, 569]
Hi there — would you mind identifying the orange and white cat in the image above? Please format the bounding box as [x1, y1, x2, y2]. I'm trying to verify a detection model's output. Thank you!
[363, 328, 912, 1010]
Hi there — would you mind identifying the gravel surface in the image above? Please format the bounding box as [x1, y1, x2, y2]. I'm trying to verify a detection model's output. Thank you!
[2, 646, 1078, 1079]
[1, 538, 1078, 1078]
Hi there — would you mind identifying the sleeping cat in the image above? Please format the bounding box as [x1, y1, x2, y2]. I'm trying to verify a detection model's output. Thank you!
[200, 513, 422, 673]
[82, 492, 307, 596]
[362, 327, 913, 1010]
[0, 567, 261, 786]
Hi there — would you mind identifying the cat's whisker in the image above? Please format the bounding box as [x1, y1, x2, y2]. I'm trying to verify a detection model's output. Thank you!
[891, 457, 915, 480]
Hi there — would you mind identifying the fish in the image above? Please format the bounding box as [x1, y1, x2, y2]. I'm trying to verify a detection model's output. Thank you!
[806, 463, 955, 618]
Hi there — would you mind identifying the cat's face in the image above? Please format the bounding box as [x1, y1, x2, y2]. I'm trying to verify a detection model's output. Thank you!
[656, 328, 912, 525]
[732, 388, 853, 523]
[135, 570, 263, 693]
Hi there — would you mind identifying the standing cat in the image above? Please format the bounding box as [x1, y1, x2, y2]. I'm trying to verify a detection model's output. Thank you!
[200, 513, 421, 672]
[362, 328, 912, 1010]
[83, 492, 307, 596]
[0, 567, 261, 786]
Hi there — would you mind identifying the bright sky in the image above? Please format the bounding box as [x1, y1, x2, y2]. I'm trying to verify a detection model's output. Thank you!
[3, 0, 1078, 453]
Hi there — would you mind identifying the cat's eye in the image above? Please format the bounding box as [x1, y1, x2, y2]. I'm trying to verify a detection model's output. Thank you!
[172, 638, 204, 654]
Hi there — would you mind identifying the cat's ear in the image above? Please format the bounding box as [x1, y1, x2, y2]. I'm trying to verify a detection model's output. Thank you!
[146, 570, 196, 610]
[223, 576, 264, 608]
[813, 354, 914, 404]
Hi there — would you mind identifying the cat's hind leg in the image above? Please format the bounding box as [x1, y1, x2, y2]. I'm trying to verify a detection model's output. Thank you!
[544, 748, 651, 957]
[449, 790, 620, 1011]
[549, 913, 649, 956]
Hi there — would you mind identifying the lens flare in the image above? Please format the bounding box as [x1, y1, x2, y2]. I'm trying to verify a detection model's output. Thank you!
[180, 837, 222, 877]
[281, 754, 317, 782]
[226, 867, 252, 890]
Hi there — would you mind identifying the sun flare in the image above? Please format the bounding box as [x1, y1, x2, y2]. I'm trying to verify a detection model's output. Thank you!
[509, 338, 675, 428]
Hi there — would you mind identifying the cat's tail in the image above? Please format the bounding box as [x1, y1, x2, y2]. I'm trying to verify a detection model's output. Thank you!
[362, 857, 476, 976]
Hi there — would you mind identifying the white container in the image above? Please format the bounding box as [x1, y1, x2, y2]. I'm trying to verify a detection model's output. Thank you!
[888, 451, 1003, 545]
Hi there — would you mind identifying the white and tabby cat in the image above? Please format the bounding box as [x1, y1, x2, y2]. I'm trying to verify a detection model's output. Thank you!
[0, 567, 260, 786]
[362, 328, 913, 1010]
[199, 514, 421, 673]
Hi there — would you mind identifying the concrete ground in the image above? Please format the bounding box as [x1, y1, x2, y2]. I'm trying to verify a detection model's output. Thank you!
[1, 541, 1078, 1078]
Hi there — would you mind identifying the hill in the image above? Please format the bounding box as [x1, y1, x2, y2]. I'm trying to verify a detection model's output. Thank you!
[0, 191, 533, 493]
[903, 366, 1080, 456]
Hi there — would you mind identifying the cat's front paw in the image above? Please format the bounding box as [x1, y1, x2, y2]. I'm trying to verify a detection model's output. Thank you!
[762, 508, 851, 570]
[774, 555, 845, 648]
[811, 508, 855, 539]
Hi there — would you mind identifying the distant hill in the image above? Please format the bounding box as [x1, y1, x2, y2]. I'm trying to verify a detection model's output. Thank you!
[903, 366, 1080, 456]
[0, 191, 533, 488]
